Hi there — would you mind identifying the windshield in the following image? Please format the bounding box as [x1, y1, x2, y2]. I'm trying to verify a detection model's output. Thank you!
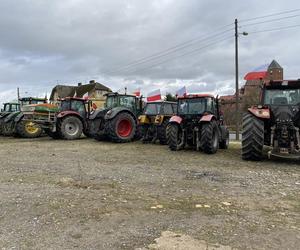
[144, 103, 161, 115]
[264, 89, 300, 105]
[106, 95, 136, 109]
[60, 100, 70, 111]
[178, 98, 212, 115]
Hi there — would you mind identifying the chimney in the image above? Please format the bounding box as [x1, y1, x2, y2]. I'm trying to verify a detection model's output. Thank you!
[78, 82, 82, 86]
[89, 80, 96, 84]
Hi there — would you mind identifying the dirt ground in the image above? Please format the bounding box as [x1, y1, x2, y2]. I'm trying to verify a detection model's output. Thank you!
[0, 136, 299, 250]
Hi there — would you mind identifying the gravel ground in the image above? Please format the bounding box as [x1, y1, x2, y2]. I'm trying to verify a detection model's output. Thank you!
[0, 136, 299, 249]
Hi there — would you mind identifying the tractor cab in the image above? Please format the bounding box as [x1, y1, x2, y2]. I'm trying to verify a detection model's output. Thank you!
[104, 93, 143, 115]
[19, 97, 47, 107]
[59, 97, 91, 118]
[177, 94, 220, 120]
[1, 103, 20, 113]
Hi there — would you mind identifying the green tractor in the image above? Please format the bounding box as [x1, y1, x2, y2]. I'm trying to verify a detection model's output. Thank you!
[0, 97, 47, 137]
[91, 92, 144, 142]
[0, 102, 20, 134]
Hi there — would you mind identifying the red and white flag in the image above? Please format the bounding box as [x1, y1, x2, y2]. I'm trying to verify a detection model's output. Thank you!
[176, 86, 187, 97]
[147, 89, 161, 102]
[244, 64, 269, 81]
[133, 88, 141, 97]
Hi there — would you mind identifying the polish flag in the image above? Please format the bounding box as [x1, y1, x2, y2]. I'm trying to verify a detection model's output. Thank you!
[244, 64, 269, 81]
[133, 88, 141, 97]
[147, 89, 161, 102]
[176, 86, 187, 97]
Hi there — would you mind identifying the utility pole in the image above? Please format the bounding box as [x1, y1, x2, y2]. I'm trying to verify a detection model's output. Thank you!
[235, 18, 240, 141]
[17, 87, 20, 103]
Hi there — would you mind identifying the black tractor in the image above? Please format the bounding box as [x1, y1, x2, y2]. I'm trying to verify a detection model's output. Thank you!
[242, 80, 300, 161]
[138, 101, 177, 144]
[166, 94, 229, 154]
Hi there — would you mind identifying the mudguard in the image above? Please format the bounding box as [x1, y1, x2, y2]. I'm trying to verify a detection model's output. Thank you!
[57, 111, 81, 119]
[200, 114, 215, 122]
[169, 115, 182, 124]
[89, 108, 108, 120]
[14, 113, 24, 123]
[248, 107, 270, 119]
[104, 107, 135, 121]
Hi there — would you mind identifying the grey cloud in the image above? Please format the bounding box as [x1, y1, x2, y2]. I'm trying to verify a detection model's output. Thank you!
[0, 0, 299, 104]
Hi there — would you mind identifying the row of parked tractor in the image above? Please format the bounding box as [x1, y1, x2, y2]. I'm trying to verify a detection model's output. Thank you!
[1, 79, 300, 161]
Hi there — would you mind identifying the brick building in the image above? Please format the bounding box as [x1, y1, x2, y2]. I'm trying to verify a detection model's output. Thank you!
[220, 60, 283, 126]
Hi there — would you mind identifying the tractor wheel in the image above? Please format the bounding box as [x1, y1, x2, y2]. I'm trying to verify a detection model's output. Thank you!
[166, 123, 183, 151]
[157, 119, 169, 145]
[200, 121, 219, 154]
[15, 120, 42, 138]
[242, 113, 264, 161]
[58, 116, 83, 140]
[2, 121, 15, 136]
[105, 112, 136, 143]
[94, 133, 108, 141]
[44, 128, 61, 139]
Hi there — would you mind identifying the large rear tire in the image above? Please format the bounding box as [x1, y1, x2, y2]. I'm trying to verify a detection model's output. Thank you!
[58, 116, 83, 140]
[200, 121, 219, 154]
[242, 113, 264, 161]
[157, 119, 169, 145]
[105, 112, 136, 143]
[167, 123, 183, 151]
[15, 120, 42, 138]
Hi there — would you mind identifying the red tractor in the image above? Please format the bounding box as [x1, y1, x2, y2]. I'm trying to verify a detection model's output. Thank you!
[166, 94, 229, 154]
[242, 80, 300, 161]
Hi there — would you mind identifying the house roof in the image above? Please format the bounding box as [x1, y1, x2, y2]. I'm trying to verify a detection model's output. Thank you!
[50, 80, 112, 100]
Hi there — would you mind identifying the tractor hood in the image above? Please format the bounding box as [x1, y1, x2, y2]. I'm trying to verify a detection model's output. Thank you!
[21, 103, 59, 113]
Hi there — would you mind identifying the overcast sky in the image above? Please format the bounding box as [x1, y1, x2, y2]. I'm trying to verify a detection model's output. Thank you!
[0, 0, 299, 103]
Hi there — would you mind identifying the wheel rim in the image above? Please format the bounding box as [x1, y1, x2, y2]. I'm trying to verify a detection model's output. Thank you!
[25, 122, 39, 134]
[117, 119, 132, 137]
[65, 121, 79, 136]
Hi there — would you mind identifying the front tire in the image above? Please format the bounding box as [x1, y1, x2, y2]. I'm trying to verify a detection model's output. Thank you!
[200, 121, 219, 154]
[105, 112, 136, 143]
[157, 119, 169, 145]
[242, 113, 264, 161]
[58, 116, 83, 140]
[166, 123, 183, 151]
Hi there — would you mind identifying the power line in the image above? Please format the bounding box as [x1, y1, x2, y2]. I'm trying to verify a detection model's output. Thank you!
[106, 28, 234, 75]
[105, 23, 234, 75]
[123, 35, 233, 75]
[240, 8, 300, 22]
[247, 24, 300, 34]
[240, 13, 300, 27]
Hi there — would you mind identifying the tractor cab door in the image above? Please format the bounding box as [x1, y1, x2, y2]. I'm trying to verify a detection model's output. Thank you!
[70, 100, 87, 118]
